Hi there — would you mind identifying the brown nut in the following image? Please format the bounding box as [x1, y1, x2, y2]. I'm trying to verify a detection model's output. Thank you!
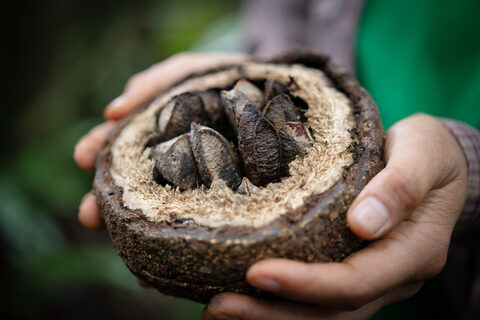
[196, 89, 224, 124]
[264, 79, 288, 102]
[221, 79, 264, 134]
[232, 79, 264, 109]
[157, 92, 210, 141]
[149, 133, 201, 190]
[263, 93, 300, 131]
[196, 89, 235, 141]
[279, 122, 314, 174]
[238, 104, 282, 186]
[189, 123, 242, 189]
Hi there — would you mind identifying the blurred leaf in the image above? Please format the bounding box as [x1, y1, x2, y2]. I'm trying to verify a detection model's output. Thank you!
[30, 245, 138, 293]
[191, 13, 244, 52]
[13, 119, 100, 214]
[0, 177, 65, 265]
[2, 0, 242, 318]
[0, 173, 137, 292]
[149, 0, 237, 57]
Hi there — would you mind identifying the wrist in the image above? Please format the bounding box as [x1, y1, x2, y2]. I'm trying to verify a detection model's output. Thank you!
[439, 118, 480, 236]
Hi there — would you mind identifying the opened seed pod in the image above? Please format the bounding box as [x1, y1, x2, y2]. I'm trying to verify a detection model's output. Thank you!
[94, 53, 384, 303]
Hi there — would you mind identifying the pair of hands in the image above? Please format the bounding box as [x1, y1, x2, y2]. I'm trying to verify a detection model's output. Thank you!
[74, 52, 468, 320]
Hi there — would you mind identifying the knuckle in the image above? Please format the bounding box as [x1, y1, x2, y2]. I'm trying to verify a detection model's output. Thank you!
[170, 51, 196, 62]
[125, 73, 143, 91]
[386, 166, 424, 210]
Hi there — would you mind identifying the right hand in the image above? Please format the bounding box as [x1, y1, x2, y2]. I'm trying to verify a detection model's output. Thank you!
[202, 114, 469, 320]
[74, 52, 248, 230]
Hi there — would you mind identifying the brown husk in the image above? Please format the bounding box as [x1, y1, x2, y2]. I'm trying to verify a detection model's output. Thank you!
[94, 52, 384, 303]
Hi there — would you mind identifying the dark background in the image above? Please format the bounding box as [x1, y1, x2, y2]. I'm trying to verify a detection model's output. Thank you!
[1, 1, 240, 319]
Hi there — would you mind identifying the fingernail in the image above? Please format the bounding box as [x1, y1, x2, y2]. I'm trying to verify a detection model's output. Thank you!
[250, 277, 281, 291]
[350, 197, 390, 237]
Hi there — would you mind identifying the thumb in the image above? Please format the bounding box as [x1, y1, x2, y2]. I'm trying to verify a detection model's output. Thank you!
[347, 115, 453, 240]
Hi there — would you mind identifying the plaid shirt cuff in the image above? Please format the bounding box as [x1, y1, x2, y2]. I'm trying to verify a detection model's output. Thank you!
[441, 119, 480, 233]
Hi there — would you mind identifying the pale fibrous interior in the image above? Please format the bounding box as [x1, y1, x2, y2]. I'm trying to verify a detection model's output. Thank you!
[111, 62, 355, 228]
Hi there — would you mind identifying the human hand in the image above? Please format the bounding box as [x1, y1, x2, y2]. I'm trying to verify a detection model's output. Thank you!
[202, 114, 469, 320]
[74, 52, 247, 230]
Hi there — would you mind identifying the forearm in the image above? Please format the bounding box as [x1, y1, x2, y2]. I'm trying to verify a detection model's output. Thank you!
[241, 0, 308, 57]
[241, 0, 365, 73]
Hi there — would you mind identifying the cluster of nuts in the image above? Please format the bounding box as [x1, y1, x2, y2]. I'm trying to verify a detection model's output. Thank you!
[148, 78, 314, 194]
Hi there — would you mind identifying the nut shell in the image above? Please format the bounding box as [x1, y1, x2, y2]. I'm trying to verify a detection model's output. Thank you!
[149, 133, 201, 190]
[189, 123, 241, 189]
[157, 92, 210, 141]
[94, 53, 384, 303]
[238, 104, 282, 187]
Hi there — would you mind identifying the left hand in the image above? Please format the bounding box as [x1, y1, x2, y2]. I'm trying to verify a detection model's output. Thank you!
[74, 52, 247, 230]
[202, 114, 468, 320]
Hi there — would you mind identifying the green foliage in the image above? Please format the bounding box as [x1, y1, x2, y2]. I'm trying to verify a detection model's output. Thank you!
[1, 0, 241, 318]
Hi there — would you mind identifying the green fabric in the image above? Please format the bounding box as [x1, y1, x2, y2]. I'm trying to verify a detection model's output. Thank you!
[357, 0, 480, 130]
[356, 1, 480, 318]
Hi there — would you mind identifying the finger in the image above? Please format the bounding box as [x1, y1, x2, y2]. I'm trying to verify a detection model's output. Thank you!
[347, 115, 455, 240]
[78, 192, 105, 230]
[204, 282, 422, 320]
[203, 293, 324, 320]
[104, 52, 248, 120]
[104, 87, 157, 121]
[74, 121, 116, 172]
[246, 234, 431, 309]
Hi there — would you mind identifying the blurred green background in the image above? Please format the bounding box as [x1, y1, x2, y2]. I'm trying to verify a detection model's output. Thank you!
[2, 1, 471, 319]
[1, 1, 241, 319]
